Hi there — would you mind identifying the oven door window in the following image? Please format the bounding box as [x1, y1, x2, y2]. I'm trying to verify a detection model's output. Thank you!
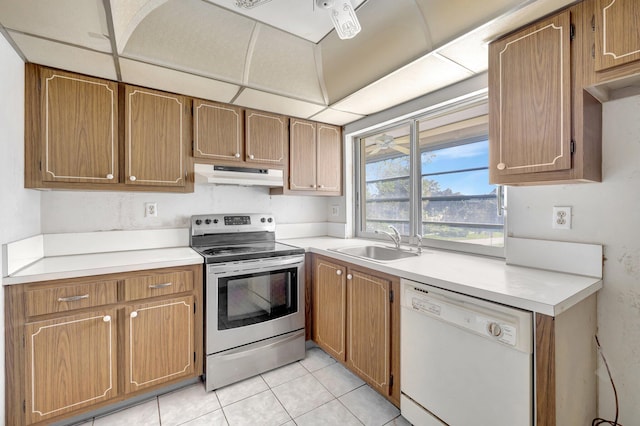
[218, 267, 298, 329]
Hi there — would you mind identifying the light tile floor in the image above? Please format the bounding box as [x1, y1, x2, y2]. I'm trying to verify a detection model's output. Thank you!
[81, 347, 411, 426]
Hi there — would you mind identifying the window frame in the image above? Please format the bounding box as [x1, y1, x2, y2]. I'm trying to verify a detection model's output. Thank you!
[354, 100, 505, 258]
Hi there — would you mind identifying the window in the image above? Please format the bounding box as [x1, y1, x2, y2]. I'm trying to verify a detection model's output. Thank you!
[356, 105, 504, 256]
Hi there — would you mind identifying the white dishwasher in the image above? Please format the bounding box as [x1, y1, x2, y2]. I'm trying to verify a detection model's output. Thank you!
[400, 278, 533, 426]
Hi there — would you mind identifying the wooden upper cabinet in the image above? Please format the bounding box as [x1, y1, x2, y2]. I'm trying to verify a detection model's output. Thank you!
[39, 68, 118, 184]
[25, 310, 117, 424]
[595, 0, 640, 71]
[245, 109, 288, 166]
[193, 99, 244, 162]
[124, 296, 195, 394]
[312, 257, 347, 362]
[125, 85, 190, 187]
[489, 11, 572, 181]
[316, 124, 342, 194]
[285, 119, 342, 196]
[290, 119, 317, 190]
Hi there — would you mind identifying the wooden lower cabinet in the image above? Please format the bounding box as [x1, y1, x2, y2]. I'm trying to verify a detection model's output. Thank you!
[124, 296, 195, 393]
[311, 255, 400, 406]
[25, 309, 117, 424]
[5, 264, 203, 426]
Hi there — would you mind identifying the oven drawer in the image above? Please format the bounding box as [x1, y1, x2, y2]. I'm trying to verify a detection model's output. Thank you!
[123, 271, 194, 301]
[25, 280, 118, 317]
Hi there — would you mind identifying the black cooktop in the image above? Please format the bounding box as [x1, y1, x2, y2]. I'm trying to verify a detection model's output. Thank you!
[192, 241, 305, 264]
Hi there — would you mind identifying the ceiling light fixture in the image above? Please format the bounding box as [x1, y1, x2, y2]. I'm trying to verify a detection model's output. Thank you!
[316, 0, 361, 40]
[235, 0, 273, 9]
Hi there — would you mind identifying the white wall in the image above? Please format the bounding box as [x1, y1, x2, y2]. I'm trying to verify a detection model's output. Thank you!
[507, 94, 640, 424]
[40, 184, 330, 233]
[0, 33, 41, 426]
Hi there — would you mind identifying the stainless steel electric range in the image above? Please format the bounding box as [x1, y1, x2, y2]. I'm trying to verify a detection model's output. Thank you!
[190, 213, 306, 391]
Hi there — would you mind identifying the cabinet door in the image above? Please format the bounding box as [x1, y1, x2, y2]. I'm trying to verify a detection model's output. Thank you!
[125, 86, 189, 187]
[595, 0, 640, 71]
[346, 269, 392, 397]
[489, 11, 572, 182]
[289, 119, 317, 191]
[193, 99, 244, 162]
[25, 310, 117, 424]
[245, 109, 287, 166]
[316, 124, 342, 194]
[312, 257, 347, 361]
[40, 68, 118, 184]
[124, 296, 195, 393]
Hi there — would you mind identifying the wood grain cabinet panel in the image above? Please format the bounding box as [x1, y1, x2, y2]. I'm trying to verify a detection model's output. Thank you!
[489, 11, 572, 179]
[312, 257, 347, 361]
[25, 280, 118, 317]
[123, 270, 193, 301]
[316, 124, 342, 194]
[193, 99, 244, 162]
[311, 255, 400, 406]
[25, 310, 117, 424]
[347, 269, 391, 397]
[245, 109, 288, 166]
[595, 0, 640, 71]
[39, 68, 118, 184]
[124, 296, 195, 394]
[125, 85, 190, 187]
[289, 119, 317, 190]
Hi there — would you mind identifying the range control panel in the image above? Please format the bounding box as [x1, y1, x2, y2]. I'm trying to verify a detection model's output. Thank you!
[191, 213, 275, 235]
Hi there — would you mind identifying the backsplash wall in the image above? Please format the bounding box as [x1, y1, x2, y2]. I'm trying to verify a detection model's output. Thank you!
[40, 184, 331, 233]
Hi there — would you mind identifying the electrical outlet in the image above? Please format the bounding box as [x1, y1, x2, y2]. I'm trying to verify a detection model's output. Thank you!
[145, 202, 158, 217]
[552, 206, 571, 229]
[331, 205, 339, 217]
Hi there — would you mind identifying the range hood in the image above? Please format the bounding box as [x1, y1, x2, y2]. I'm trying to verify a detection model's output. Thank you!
[194, 164, 284, 187]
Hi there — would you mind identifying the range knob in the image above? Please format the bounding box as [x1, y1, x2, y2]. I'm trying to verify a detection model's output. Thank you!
[205, 219, 212, 224]
[195, 219, 202, 225]
[213, 219, 219, 224]
[267, 218, 273, 223]
[260, 217, 266, 223]
[487, 322, 503, 337]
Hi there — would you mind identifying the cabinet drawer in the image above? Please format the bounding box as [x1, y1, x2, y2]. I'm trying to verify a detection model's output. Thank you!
[123, 271, 193, 301]
[25, 280, 118, 317]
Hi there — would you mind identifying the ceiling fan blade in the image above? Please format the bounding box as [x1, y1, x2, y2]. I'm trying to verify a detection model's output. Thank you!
[394, 146, 410, 155]
[369, 146, 382, 155]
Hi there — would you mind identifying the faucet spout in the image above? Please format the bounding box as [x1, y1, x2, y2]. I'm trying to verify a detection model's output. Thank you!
[375, 225, 401, 249]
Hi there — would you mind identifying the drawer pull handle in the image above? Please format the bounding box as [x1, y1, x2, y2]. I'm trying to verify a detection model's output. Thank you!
[149, 282, 173, 289]
[57, 294, 89, 302]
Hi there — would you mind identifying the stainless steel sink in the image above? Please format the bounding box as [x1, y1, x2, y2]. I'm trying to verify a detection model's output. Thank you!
[331, 245, 420, 262]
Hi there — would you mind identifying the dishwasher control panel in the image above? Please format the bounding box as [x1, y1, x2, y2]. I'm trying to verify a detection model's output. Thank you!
[402, 280, 532, 353]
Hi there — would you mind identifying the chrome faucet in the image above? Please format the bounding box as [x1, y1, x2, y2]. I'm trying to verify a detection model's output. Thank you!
[375, 225, 401, 249]
[414, 233, 423, 254]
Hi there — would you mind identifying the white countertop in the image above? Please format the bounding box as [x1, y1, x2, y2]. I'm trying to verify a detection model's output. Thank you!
[281, 237, 602, 317]
[3, 247, 204, 285]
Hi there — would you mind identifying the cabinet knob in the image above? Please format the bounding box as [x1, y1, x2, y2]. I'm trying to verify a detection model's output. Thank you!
[249, 154, 255, 160]
[130, 311, 138, 318]
[106, 174, 114, 180]
[336, 270, 343, 276]
[346, 274, 353, 280]
[235, 153, 241, 158]
[318, 185, 324, 188]
[311, 184, 316, 188]
[103, 315, 111, 322]
[129, 176, 137, 181]
[497, 163, 506, 171]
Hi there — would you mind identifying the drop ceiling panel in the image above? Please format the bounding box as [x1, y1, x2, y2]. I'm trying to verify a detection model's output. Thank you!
[205, 0, 366, 43]
[0, 0, 111, 52]
[9, 32, 117, 80]
[248, 25, 324, 104]
[120, 59, 240, 103]
[321, 0, 431, 104]
[311, 108, 364, 126]
[438, 34, 489, 74]
[331, 54, 473, 115]
[122, 0, 255, 83]
[110, 0, 169, 53]
[233, 88, 325, 118]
